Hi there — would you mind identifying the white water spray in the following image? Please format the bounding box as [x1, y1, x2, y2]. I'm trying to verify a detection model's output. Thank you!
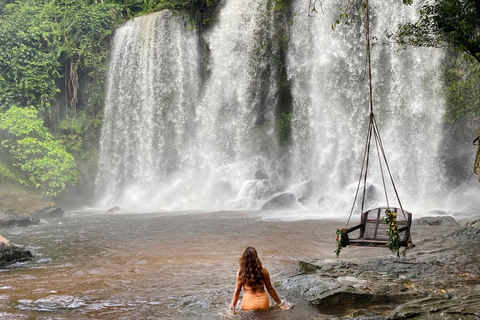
[96, 1, 479, 216]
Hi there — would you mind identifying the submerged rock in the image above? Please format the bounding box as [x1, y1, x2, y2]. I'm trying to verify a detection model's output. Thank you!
[260, 193, 297, 211]
[0, 235, 33, 267]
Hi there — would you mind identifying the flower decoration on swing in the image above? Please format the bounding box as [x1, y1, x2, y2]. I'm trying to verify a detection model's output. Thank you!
[385, 209, 400, 255]
[335, 228, 348, 257]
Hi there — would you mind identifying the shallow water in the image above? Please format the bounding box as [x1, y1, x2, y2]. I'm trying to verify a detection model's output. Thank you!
[0, 210, 478, 319]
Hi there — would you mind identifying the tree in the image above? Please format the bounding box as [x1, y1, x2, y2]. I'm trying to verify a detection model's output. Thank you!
[396, 0, 480, 63]
[0, 106, 78, 197]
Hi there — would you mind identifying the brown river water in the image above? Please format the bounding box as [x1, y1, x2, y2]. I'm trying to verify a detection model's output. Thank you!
[0, 210, 478, 319]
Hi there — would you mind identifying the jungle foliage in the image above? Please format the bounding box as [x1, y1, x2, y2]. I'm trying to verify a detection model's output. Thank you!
[0, 106, 78, 197]
[396, 0, 480, 64]
[0, 0, 221, 198]
[444, 56, 480, 124]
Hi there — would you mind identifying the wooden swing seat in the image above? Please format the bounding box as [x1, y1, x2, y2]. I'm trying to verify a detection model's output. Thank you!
[344, 207, 413, 248]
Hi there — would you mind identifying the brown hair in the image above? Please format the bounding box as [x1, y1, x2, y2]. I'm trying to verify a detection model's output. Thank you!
[239, 247, 264, 287]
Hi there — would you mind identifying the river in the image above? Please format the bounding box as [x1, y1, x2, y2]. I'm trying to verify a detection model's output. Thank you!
[0, 209, 446, 319]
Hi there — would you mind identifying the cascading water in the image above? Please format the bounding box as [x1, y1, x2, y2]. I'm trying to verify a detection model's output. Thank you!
[287, 1, 447, 215]
[96, 11, 203, 211]
[97, 2, 286, 211]
[96, 0, 479, 215]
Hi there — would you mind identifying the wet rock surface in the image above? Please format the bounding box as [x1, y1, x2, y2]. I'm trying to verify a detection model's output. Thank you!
[281, 219, 480, 319]
[0, 211, 39, 228]
[0, 185, 64, 228]
[414, 216, 460, 227]
[0, 235, 33, 267]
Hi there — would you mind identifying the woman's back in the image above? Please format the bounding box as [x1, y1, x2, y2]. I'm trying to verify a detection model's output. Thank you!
[230, 248, 285, 313]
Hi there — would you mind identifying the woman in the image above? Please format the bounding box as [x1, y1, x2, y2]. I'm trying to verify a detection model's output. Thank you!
[229, 247, 286, 312]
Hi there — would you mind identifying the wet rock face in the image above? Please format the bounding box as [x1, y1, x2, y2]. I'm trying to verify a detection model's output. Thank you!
[0, 236, 33, 267]
[283, 255, 480, 319]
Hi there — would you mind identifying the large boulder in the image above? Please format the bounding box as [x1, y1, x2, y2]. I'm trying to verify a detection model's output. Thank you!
[0, 235, 33, 267]
[260, 193, 297, 211]
[413, 216, 459, 227]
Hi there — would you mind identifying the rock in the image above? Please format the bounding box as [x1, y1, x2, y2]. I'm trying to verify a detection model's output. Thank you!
[254, 169, 269, 180]
[297, 196, 309, 205]
[260, 193, 297, 211]
[0, 211, 39, 228]
[468, 218, 480, 228]
[448, 226, 480, 241]
[413, 216, 459, 227]
[386, 292, 480, 319]
[0, 235, 33, 267]
[32, 295, 85, 310]
[33, 205, 64, 219]
[298, 259, 321, 274]
[107, 206, 122, 213]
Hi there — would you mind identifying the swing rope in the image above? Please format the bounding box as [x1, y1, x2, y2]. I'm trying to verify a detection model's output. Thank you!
[344, 0, 408, 229]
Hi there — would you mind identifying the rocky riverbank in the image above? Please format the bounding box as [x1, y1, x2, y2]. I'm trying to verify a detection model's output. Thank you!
[279, 217, 480, 319]
[0, 235, 32, 268]
[0, 184, 64, 266]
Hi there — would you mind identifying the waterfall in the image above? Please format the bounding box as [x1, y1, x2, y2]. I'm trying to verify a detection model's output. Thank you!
[287, 1, 447, 215]
[96, 1, 478, 215]
[96, 11, 202, 211]
[97, 4, 286, 211]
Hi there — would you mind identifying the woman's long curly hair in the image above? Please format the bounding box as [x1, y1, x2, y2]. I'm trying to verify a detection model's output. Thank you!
[239, 247, 264, 287]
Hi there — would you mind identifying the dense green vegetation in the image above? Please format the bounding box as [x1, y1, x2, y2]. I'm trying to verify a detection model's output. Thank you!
[444, 56, 480, 124]
[0, 106, 77, 196]
[396, 0, 480, 64]
[0, 0, 221, 200]
[394, 0, 480, 124]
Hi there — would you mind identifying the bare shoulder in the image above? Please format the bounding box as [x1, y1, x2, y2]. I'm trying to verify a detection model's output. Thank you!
[262, 268, 270, 276]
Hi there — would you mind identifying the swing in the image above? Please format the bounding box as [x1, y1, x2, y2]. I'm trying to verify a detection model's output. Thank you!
[336, 0, 413, 255]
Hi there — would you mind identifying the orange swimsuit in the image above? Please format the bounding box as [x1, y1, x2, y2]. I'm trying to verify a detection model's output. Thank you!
[241, 285, 269, 311]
